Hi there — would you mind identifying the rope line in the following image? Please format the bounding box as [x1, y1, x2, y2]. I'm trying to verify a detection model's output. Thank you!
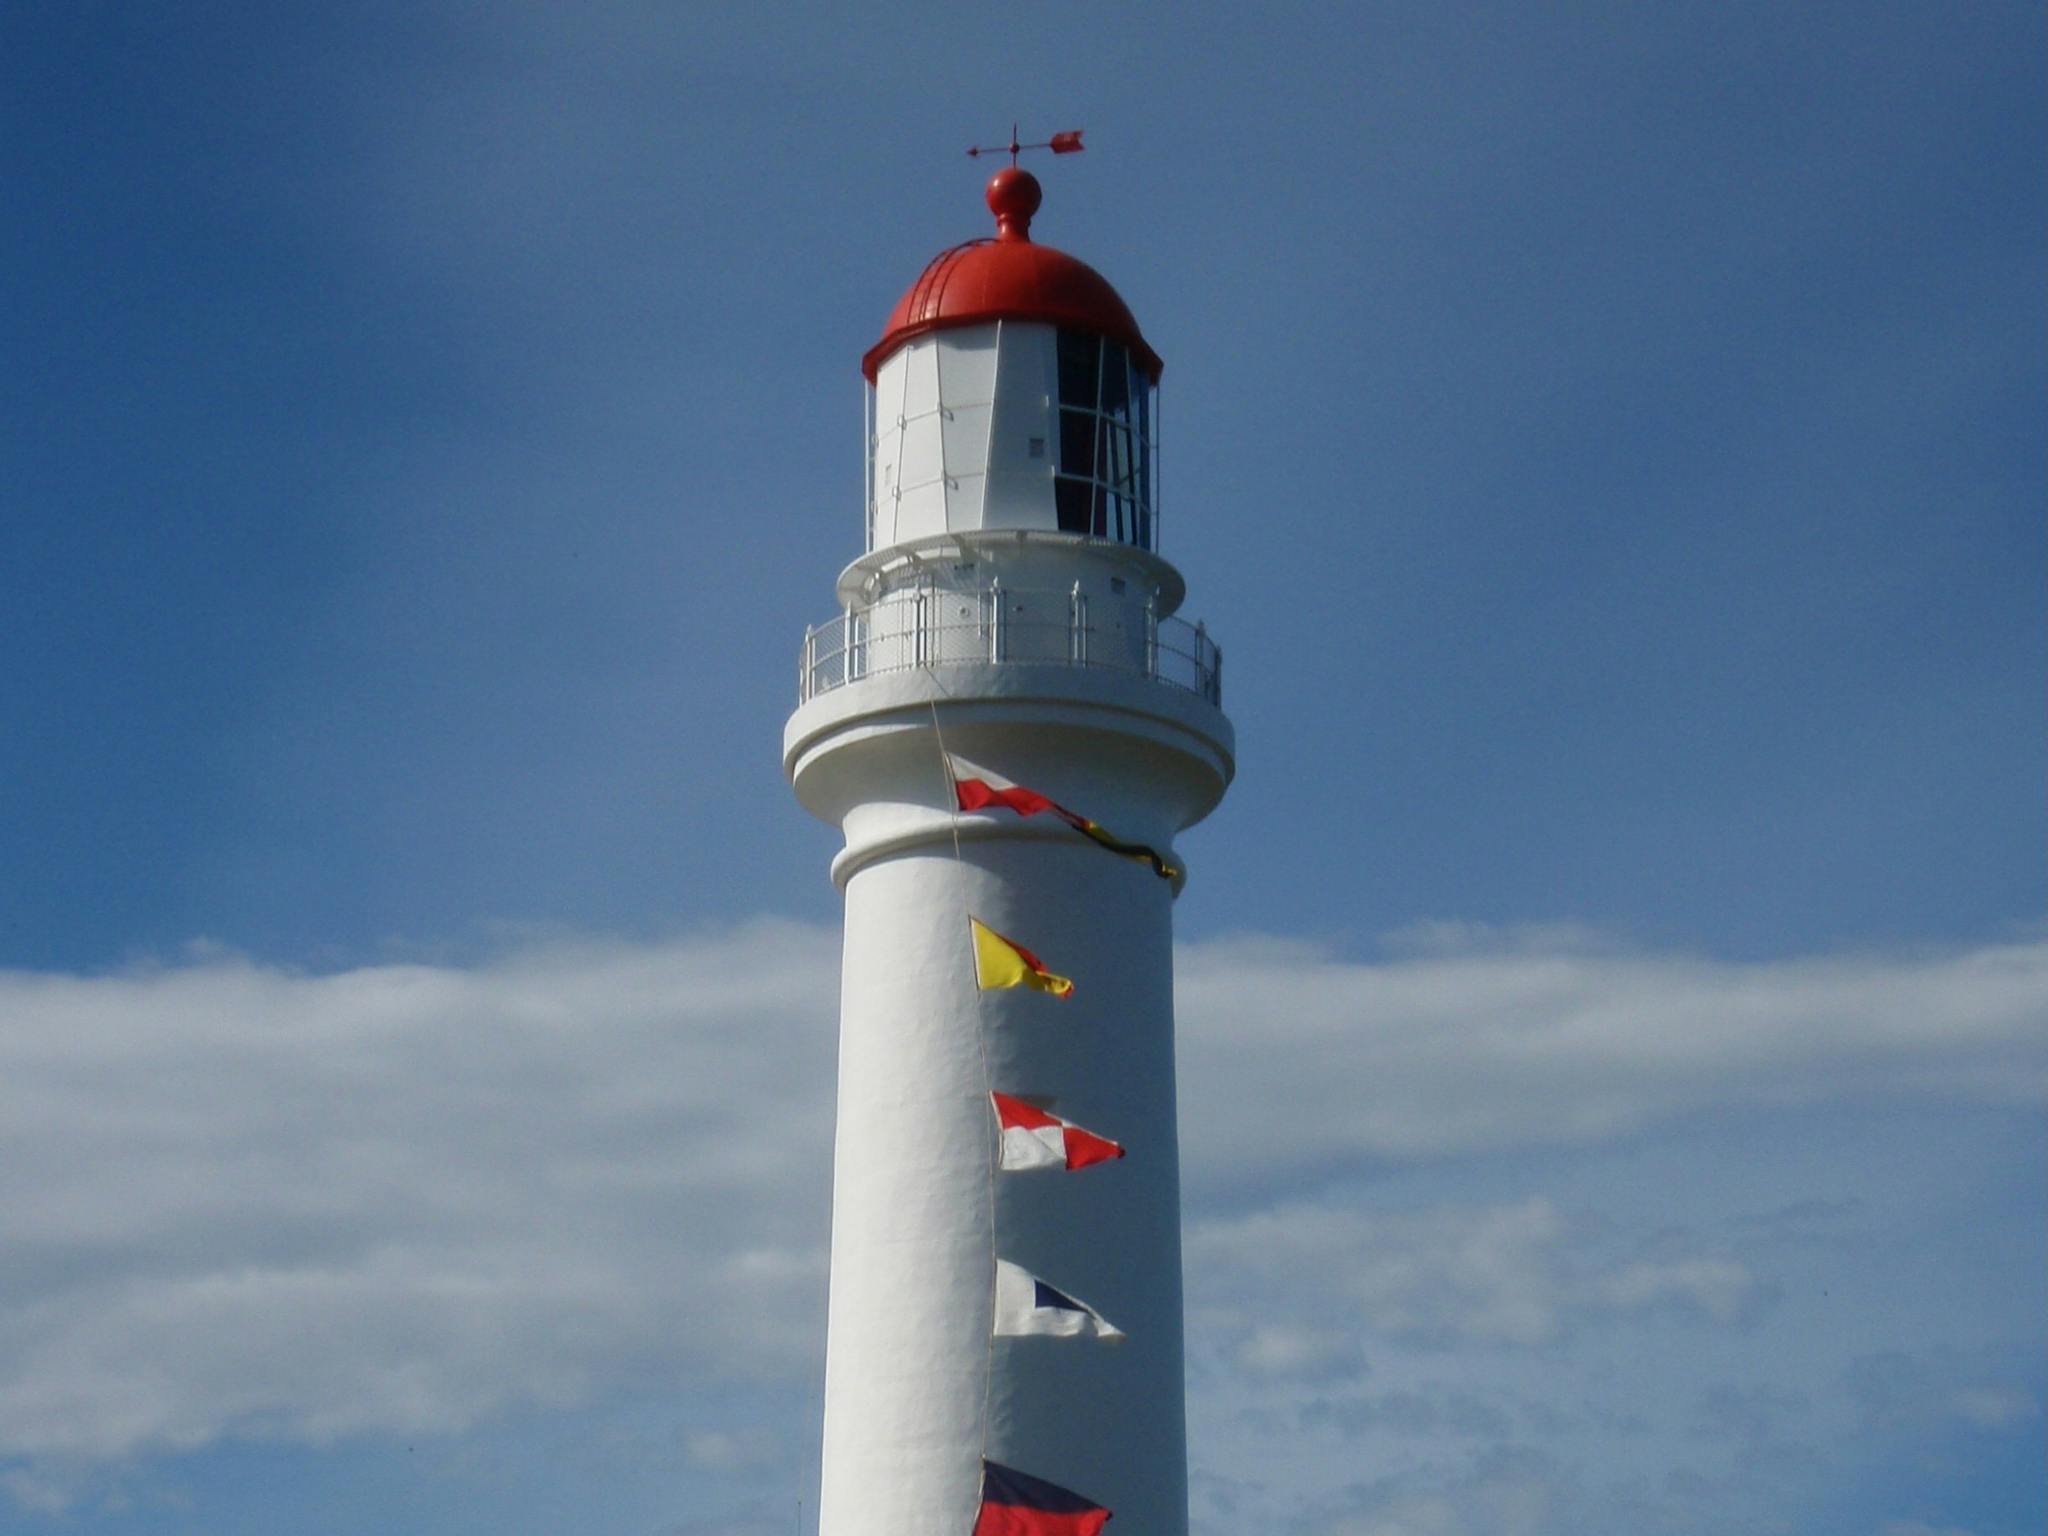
[926, 696, 1002, 1474]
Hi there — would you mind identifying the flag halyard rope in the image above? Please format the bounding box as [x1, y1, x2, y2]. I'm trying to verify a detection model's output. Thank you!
[915, 666, 1137, 1516]
[926, 698, 1003, 1470]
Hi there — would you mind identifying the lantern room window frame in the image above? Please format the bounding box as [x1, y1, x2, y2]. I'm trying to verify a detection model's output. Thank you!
[1053, 330, 1159, 553]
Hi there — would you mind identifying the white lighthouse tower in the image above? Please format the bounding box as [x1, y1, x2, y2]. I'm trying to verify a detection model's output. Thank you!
[785, 161, 1233, 1535]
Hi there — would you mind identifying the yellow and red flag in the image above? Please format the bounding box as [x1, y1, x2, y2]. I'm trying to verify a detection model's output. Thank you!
[970, 917, 1074, 999]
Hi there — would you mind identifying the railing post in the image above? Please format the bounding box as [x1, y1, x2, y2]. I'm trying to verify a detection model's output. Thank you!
[800, 582, 1216, 704]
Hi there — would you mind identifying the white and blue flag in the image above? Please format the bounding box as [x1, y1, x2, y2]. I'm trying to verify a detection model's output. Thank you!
[993, 1258, 1124, 1342]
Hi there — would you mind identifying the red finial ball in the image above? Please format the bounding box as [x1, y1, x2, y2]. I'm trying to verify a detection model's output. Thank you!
[986, 167, 1041, 242]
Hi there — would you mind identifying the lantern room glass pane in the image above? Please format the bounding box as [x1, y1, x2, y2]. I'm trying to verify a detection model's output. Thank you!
[1104, 423, 1134, 497]
[1059, 409, 1097, 482]
[1098, 342, 1130, 421]
[1055, 477, 1091, 534]
[1057, 331, 1100, 410]
[1050, 328, 1158, 552]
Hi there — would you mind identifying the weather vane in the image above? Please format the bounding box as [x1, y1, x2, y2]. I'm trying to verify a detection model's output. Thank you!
[966, 123, 1085, 167]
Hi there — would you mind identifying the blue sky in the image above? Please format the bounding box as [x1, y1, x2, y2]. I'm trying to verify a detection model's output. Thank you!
[0, 5, 2041, 1534]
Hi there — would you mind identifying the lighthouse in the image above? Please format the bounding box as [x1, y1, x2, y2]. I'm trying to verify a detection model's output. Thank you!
[785, 160, 1234, 1535]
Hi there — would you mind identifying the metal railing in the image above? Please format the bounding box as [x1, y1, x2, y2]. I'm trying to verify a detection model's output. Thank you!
[799, 581, 1222, 707]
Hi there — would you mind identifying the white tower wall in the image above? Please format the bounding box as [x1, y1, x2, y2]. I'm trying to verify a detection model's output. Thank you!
[789, 655, 1230, 1535]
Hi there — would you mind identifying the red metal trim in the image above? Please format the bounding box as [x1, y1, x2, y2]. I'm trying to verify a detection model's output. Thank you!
[861, 238, 1164, 383]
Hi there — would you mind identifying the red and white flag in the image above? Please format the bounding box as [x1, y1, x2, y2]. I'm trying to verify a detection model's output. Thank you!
[944, 751, 1059, 818]
[991, 1092, 1125, 1172]
[942, 751, 1179, 880]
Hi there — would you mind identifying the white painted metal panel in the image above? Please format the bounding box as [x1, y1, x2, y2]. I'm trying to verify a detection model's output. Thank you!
[869, 341, 943, 543]
[983, 323, 1059, 532]
[940, 402, 992, 529]
[894, 413, 947, 543]
[870, 351, 908, 549]
[936, 328, 997, 533]
[935, 324, 999, 403]
[900, 340, 940, 420]
[872, 326, 1071, 544]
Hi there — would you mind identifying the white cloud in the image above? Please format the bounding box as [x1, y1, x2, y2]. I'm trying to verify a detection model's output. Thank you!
[1846, 1349, 2042, 1436]
[0, 1469, 70, 1516]
[1176, 928, 2048, 1177]
[0, 923, 838, 1463]
[1231, 1324, 1368, 1382]
[682, 1428, 781, 1470]
[1304, 1446, 1576, 1536]
[0, 922, 2038, 1480]
[1945, 1385, 2038, 1429]
[1189, 1196, 1754, 1352]
[1598, 1258, 1755, 1323]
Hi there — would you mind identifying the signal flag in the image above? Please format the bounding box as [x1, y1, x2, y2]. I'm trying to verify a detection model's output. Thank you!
[943, 752, 1179, 881]
[974, 1461, 1112, 1536]
[991, 1092, 1124, 1172]
[971, 918, 1074, 999]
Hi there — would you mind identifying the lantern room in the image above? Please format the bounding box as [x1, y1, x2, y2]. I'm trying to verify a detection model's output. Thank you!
[861, 167, 1164, 556]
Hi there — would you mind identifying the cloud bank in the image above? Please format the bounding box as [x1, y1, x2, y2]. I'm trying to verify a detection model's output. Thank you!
[1177, 925, 2046, 1177]
[0, 921, 2038, 1485]
[0, 924, 838, 1462]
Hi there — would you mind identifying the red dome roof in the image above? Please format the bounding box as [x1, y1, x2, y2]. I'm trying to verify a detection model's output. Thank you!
[861, 168, 1163, 384]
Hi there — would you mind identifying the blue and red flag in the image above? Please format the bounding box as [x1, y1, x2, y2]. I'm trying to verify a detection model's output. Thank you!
[973, 1461, 1111, 1536]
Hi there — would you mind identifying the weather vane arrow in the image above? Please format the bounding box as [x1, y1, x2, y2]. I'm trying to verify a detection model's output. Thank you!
[967, 123, 1085, 167]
